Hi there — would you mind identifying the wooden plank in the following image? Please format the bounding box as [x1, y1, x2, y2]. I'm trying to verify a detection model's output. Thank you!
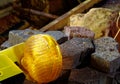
[40, 0, 102, 32]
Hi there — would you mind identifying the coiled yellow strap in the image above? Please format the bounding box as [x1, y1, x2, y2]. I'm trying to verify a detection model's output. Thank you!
[21, 34, 62, 84]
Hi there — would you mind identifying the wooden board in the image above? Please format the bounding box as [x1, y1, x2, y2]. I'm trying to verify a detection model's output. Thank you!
[40, 0, 102, 32]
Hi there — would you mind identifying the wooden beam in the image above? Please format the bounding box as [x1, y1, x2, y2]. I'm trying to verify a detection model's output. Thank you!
[40, 0, 102, 32]
[14, 7, 58, 19]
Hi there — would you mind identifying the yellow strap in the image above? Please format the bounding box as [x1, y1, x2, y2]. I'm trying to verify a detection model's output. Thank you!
[0, 55, 22, 81]
[0, 43, 24, 63]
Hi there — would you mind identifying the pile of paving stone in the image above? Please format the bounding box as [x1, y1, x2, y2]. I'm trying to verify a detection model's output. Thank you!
[0, 29, 120, 84]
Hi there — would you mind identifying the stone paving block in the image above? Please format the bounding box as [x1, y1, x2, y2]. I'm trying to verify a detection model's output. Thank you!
[45, 31, 68, 44]
[0, 41, 11, 50]
[69, 67, 113, 84]
[8, 29, 43, 46]
[91, 37, 120, 73]
[60, 37, 94, 69]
